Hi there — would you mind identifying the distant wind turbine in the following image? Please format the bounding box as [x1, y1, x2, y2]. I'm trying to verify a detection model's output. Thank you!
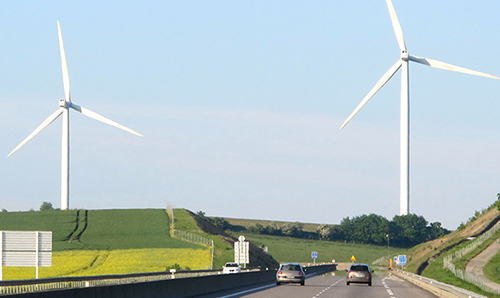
[340, 0, 499, 216]
[8, 21, 143, 210]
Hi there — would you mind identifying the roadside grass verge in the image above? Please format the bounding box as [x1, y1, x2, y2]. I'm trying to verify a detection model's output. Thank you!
[173, 209, 201, 232]
[483, 248, 500, 285]
[454, 231, 500, 271]
[1, 248, 211, 280]
[423, 236, 500, 298]
[173, 209, 233, 269]
[243, 234, 407, 264]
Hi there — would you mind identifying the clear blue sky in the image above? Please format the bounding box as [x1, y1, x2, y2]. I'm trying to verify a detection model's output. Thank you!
[1, 1, 499, 230]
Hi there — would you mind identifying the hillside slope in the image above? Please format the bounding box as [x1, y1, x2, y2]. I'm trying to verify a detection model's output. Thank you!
[406, 205, 500, 274]
[187, 210, 280, 269]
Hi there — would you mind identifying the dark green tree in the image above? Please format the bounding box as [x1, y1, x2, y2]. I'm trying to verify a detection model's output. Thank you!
[392, 214, 428, 246]
[40, 202, 54, 211]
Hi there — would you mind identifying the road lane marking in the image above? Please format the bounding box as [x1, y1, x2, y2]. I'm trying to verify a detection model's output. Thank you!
[217, 284, 274, 298]
[382, 277, 396, 298]
[312, 278, 344, 297]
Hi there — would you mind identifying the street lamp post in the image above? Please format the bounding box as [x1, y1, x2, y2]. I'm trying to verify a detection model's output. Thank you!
[386, 234, 390, 265]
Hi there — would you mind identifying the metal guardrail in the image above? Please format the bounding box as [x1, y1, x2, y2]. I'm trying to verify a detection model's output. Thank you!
[396, 270, 488, 298]
[0, 269, 216, 295]
[0, 268, 263, 296]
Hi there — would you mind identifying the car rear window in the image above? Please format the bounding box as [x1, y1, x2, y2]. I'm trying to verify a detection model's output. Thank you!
[225, 263, 238, 267]
[350, 265, 369, 271]
[282, 265, 301, 271]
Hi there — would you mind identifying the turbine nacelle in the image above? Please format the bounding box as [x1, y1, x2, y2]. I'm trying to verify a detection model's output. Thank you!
[400, 50, 409, 61]
[59, 98, 69, 108]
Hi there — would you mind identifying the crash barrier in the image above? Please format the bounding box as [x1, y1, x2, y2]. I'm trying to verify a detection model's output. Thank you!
[443, 221, 500, 295]
[303, 264, 337, 276]
[0, 264, 336, 297]
[395, 270, 488, 298]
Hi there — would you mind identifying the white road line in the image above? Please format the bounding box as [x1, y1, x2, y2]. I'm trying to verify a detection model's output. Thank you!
[217, 284, 275, 298]
[382, 276, 397, 298]
[311, 278, 344, 298]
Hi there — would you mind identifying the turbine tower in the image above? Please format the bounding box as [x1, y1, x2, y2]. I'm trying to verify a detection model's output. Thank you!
[340, 0, 499, 215]
[8, 22, 143, 210]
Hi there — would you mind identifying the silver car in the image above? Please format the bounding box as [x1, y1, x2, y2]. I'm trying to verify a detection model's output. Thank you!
[276, 263, 305, 286]
[346, 263, 372, 286]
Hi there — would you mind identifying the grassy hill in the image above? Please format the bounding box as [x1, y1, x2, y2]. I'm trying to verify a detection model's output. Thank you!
[402, 202, 500, 297]
[0, 209, 210, 280]
[0, 209, 201, 251]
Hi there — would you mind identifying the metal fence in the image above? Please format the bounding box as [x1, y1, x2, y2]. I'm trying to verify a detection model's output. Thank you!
[442, 221, 500, 295]
[173, 230, 213, 248]
[166, 206, 215, 269]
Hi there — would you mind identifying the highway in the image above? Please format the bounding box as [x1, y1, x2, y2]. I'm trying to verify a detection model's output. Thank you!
[199, 271, 438, 298]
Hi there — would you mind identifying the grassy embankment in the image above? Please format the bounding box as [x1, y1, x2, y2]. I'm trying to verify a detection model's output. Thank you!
[222, 217, 407, 264]
[172, 209, 233, 269]
[0, 209, 210, 280]
[403, 205, 500, 298]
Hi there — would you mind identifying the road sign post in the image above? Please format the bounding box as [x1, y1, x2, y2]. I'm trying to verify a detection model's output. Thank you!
[311, 251, 318, 264]
[398, 255, 407, 268]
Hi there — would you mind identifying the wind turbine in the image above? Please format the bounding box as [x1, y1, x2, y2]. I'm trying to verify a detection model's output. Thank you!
[340, 0, 499, 216]
[8, 21, 143, 210]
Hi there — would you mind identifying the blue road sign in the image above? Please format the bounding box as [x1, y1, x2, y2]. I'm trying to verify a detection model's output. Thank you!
[312, 251, 318, 259]
[398, 255, 407, 266]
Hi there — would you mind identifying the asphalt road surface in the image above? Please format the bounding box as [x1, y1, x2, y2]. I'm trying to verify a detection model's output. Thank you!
[199, 271, 439, 298]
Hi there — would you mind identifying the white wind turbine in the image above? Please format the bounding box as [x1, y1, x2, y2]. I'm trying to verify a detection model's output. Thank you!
[340, 0, 499, 216]
[8, 21, 143, 210]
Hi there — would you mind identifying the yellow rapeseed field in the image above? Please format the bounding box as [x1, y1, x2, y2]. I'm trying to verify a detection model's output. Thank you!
[2, 248, 211, 280]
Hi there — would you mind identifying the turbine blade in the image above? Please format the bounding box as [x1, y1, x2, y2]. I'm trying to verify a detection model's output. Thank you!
[70, 103, 143, 137]
[8, 108, 64, 157]
[340, 60, 402, 129]
[386, 0, 406, 51]
[57, 21, 71, 102]
[409, 55, 500, 80]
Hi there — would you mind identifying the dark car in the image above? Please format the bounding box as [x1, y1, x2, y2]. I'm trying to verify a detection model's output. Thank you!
[346, 263, 372, 286]
[276, 263, 306, 286]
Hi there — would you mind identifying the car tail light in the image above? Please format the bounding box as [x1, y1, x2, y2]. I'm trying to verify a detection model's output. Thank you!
[278, 270, 283, 274]
[347, 271, 351, 278]
[299, 271, 303, 275]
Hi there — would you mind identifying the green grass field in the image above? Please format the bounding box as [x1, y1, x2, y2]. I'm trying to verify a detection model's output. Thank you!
[79, 209, 201, 250]
[0, 209, 212, 280]
[244, 234, 407, 264]
[0, 209, 201, 251]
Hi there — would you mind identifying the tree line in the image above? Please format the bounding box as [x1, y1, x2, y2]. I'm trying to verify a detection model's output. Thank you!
[206, 213, 450, 248]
